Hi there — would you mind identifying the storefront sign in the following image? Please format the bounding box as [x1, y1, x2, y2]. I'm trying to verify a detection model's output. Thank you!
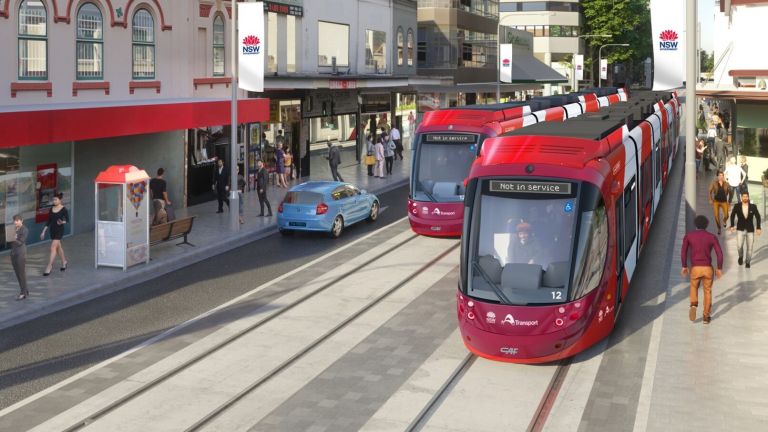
[575, 55, 584, 81]
[238, 2, 265, 92]
[490, 180, 572, 195]
[35, 163, 57, 223]
[361, 94, 391, 114]
[303, 91, 357, 118]
[650, 0, 685, 90]
[329, 80, 357, 90]
[263, 0, 303, 16]
[500, 44, 513, 83]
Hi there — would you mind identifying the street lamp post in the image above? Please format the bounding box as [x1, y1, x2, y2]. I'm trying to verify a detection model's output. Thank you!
[573, 34, 612, 91]
[597, 43, 629, 87]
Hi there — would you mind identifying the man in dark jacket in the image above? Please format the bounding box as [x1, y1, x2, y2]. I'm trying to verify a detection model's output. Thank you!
[326, 139, 344, 182]
[11, 214, 29, 300]
[729, 192, 762, 268]
[256, 160, 272, 217]
[681, 215, 724, 324]
[213, 159, 230, 213]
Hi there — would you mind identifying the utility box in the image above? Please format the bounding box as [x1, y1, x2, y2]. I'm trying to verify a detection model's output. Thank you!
[94, 165, 150, 271]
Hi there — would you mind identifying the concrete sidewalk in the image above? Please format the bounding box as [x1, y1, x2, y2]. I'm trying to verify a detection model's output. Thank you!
[0, 154, 412, 331]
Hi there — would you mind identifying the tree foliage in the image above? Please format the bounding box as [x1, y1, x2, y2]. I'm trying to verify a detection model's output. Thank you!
[700, 50, 714, 73]
[581, 0, 652, 65]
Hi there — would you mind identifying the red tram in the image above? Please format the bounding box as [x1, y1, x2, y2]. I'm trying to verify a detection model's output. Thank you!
[409, 88, 628, 237]
[457, 91, 679, 363]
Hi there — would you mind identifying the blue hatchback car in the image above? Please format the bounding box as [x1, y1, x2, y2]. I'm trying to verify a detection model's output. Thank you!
[277, 181, 380, 238]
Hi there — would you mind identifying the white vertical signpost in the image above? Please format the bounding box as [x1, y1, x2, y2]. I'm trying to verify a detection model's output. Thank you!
[600, 59, 608, 81]
[574, 54, 584, 89]
[500, 43, 513, 88]
[232, 1, 265, 230]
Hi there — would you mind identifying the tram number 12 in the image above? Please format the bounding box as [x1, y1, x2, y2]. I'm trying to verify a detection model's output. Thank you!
[551, 291, 563, 300]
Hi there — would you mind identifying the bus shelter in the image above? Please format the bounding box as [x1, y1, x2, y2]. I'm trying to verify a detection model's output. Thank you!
[94, 165, 150, 270]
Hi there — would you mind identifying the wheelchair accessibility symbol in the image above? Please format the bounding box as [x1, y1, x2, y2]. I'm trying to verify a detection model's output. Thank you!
[564, 202, 574, 213]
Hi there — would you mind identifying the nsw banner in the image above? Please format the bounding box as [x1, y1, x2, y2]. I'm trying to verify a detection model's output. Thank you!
[500, 44, 513, 83]
[651, 0, 685, 90]
[600, 59, 608, 80]
[239, 2, 265, 92]
[574, 55, 584, 81]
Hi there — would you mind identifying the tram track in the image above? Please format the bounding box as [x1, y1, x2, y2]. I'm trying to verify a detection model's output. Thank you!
[527, 360, 572, 432]
[59, 230, 431, 432]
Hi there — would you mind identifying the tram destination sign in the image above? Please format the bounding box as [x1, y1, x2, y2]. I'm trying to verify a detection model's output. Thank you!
[490, 180, 572, 195]
[423, 134, 477, 144]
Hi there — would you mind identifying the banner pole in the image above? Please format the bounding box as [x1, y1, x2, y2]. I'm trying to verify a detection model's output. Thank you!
[229, 0, 240, 231]
[684, 0, 697, 229]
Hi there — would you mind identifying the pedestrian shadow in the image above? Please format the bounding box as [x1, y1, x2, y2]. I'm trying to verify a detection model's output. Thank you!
[711, 274, 768, 320]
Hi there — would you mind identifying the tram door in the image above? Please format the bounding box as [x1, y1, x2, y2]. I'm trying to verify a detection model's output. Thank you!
[615, 178, 638, 309]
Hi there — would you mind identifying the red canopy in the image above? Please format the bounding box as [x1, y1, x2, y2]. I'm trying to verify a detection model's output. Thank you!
[95, 165, 150, 184]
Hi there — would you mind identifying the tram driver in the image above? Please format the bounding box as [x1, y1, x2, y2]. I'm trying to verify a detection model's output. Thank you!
[507, 220, 542, 265]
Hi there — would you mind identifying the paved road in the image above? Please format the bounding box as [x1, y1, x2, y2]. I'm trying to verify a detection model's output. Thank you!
[0, 185, 410, 410]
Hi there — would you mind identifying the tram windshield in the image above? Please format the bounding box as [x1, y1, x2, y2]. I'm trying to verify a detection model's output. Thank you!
[413, 133, 480, 203]
[465, 179, 608, 305]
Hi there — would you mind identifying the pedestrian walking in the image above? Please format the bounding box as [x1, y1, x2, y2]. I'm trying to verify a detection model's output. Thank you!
[237, 165, 246, 224]
[708, 171, 731, 235]
[729, 192, 762, 268]
[724, 157, 746, 204]
[150, 167, 174, 221]
[256, 160, 273, 217]
[739, 155, 749, 196]
[713, 136, 727, 170]
[366, 134, 375, 177]
[407, 111, 415, 137]
[40, 193, 68, 276]
[213, 159, 230, 213]
[391, 124, 403, 160]
[681, 215, 723, 324]
[695, 139, 706, 174]
[326, 139, 344, 182]
[11, 214, 28, 300]
[275, 142, 288, 188]
[382, 130, 395, 175]
[374, 135, 385, 178]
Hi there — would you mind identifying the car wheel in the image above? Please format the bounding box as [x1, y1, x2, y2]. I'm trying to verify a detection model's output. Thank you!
[367, 201, 379, 222]
[330, 216, 344, 238]
[279, 228, 294, 236]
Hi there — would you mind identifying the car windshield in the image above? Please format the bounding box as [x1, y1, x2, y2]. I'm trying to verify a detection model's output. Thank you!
[413, 133, 480, 203]
[284, 191, 324, 204]
[465, 179, 607, 305]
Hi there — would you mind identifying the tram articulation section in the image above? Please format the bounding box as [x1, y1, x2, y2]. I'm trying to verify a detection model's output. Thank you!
[408, 88, 628, 236]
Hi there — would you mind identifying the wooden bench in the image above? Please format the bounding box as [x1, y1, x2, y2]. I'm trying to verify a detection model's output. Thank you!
[150, 216, 196, 247]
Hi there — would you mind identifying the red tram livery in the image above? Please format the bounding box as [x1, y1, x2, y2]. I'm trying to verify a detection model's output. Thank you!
[409, 88, 628, 237]
[457, 91, 680, 363]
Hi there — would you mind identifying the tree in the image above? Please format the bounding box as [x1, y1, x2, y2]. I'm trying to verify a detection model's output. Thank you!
[700, 50, 714, 73]
[581, 0, 652, 85]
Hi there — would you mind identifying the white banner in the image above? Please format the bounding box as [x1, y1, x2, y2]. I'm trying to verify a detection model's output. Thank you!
[500, 44, 513, 83]
[575, 55, 584, 81]
[600, 59, 608, 80]
[651, 0, 685, 90]
[238, 2, 265, 92]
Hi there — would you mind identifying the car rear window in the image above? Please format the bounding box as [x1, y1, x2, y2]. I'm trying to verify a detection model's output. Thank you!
[284, 191, 324, 204]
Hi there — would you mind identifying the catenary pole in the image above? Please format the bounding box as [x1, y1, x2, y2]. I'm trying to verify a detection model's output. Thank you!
[229, 0, 240, 231]
[685, 0, 697, 228]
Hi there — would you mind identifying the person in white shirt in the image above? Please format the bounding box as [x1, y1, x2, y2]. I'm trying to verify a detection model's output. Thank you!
[724, 157, 747, 204]
[390, 125, 403, 160]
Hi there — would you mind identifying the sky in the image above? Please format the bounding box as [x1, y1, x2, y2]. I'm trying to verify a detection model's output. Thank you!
[698, 0, 714, 52]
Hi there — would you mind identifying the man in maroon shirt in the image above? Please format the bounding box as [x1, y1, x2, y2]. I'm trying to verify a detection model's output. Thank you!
[681, 215, 724, 324]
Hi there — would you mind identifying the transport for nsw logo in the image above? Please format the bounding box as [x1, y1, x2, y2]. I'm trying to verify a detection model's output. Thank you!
[242, 35, 261, 55]
[659, 30, 678, 51]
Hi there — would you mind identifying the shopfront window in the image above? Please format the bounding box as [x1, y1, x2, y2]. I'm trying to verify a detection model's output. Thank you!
[267, 12, 278, 73]
[318, 21, 349, 67]
[18, 0, 47, 80]
[213, 14, 225, 76]
[287, 15, 297, 73]
[397, 27, 404, 66]
[365, 30, 387, 72]
[1, 143, 73, 251]
[407, 29, 414, 66]
[132, 9, 155, 79]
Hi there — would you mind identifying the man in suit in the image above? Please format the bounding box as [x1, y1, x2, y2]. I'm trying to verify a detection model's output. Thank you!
[213, 159, 230, 213]
[326, 139, 344, 182]
[256, 160, 272, 217]
[729, 192, 762, 268]
[11, 214, 29, 300]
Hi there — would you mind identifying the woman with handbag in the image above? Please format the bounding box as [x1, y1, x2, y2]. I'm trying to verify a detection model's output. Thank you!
[365, 134, 375, 176]
[374, 134, 386, 178]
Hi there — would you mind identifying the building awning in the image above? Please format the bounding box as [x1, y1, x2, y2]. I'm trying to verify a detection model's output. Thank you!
[0, 98, 270, 148]
[510, 53, 568, 84]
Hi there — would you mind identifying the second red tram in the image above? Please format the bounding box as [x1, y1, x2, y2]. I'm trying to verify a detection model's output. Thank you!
[457, 91, 679, 363]
[409, 88, 628, 237]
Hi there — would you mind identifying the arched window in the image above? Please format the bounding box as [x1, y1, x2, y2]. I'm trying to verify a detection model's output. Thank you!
[397, 27, 404, 66]
[132, 9, 155, 79]
[18, 0, 47, 80]
[76, 3, 103, 80]
[407, 29, 414, 67]
[213, 14, 225, 76]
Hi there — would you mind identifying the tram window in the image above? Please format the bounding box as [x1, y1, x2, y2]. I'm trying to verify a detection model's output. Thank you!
[654, 144, 661, 187]
[414, 138, 477, 202]
[623, 179, 637, 258]
[570, 200, 608, 300]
